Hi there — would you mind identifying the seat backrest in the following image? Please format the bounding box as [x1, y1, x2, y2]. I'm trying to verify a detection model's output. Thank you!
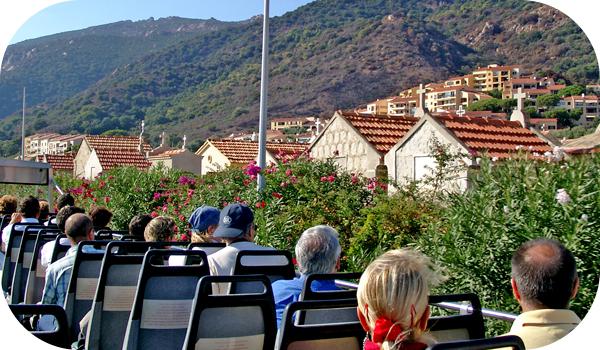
[183, 274, 277, 350]
[95, 229, 129, 241]
[25, 231, 60, 304]
[63, 240, 110, 341]
[297, 272, 361, 325]
[427, 293, 485, 342]
[9, 303, 71, 349]
[122, 249, 210, 350]
[86, 241, 151, 350]
[275, 299, 365, 350]
[1, 223, 44, 295]
[11, 227, 58, 304]
[232, 250, 295, 293]
[427, 335, 526, 350]
[50, 234, 72, 263]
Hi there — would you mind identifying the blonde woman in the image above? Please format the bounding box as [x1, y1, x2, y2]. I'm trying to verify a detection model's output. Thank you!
[357, 249, 443, 350]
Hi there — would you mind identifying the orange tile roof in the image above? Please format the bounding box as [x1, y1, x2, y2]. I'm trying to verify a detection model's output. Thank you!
[36, 154, 74, 171]
[206, 139, 307, 164]
[338, 111, 419, 154]
[86, 135, 151, 170]
[390, 96, 417, 103]
[86, 135, 152, 153]
[434, 114, 552, 158]
[530, 118, 558, 124]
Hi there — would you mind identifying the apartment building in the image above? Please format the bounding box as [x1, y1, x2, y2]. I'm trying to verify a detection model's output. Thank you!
[472, 64, 521, 92]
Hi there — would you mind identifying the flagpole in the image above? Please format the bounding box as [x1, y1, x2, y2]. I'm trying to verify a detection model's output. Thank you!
[21, 87, 26, 160]
[257, 0, 270, 192]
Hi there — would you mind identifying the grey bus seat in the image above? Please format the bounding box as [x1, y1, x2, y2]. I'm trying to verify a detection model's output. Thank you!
[50, 233, 71, 264]
[167, 242, 226, 266]
[122, 249, 209, 350]
[63, 240, 110, 341]
[297, 272, 361, 325]
[11, 227, 59, 304]
[427, 293, 485, 342]
[25, 231, 60, 304]
[1, 223, 44, 296]
[231, 250, 295, 293]
[183, 274, 276, 350]
[427, 335, 525, 350]
[9, 303, 70, 349]
[275, 299, 365, 350]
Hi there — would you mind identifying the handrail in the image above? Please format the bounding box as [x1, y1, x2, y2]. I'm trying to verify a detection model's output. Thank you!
[51, 177, 64, 196]
[334, 279, 517, 322]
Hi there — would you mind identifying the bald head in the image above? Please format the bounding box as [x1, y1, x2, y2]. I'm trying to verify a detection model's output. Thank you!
[511, 238, 577, 309]
[65, 213, 94, 242]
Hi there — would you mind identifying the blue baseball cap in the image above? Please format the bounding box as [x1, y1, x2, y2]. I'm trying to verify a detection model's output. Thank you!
[188, 206, 220, 233]
[213, 203, 254, 238]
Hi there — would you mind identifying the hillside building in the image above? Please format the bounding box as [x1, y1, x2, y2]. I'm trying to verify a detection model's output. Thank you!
[471, 64, 522, 92]
[560, 95, 600, 128]
[146, 134, 203, 174]
[25, 133, 84, 158]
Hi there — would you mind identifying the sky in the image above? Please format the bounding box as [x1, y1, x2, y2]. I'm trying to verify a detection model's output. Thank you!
[8, 0, 315, 44]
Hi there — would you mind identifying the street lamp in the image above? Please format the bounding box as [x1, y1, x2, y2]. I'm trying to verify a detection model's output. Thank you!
[257, 0, 270, 192]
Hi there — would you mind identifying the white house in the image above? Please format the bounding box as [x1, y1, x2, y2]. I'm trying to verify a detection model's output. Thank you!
[385, 112, 556, 190]
[309, 110, 418, 178]
[73, 135, 152, 179]
[195, 139, 307, 176]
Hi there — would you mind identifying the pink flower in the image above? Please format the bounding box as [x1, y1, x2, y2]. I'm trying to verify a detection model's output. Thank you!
[150, 211, 158, 218]
[351, 175, 359, 184]
[181, 234, 190, 242]
[280, 181, 288, 188]
[104, 196, 110, 204]
[244, 161, 262, 177]
[327, 175, 335, 183]
[187, 189, 195, 197]
[255, 201, 266, 209]
[272, 192, 283, 199]
[290, 176, 298, 184]
[285, 169, 293, 177]
[178, 215, 186, 222]
[178, 176, 196, 186]
[153, 192, 161, 201]
[320, 176, 328, 182]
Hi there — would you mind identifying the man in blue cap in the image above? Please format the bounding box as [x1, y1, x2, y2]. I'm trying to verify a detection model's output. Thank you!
[207, 203, 274, 293]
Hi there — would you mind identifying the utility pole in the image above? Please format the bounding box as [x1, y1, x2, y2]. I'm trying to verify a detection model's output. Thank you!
[257, 0, 270, 192]
[21, 87, 26, 160]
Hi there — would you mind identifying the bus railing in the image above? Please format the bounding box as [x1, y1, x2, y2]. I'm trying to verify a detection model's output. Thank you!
[334, 279, 517, 322]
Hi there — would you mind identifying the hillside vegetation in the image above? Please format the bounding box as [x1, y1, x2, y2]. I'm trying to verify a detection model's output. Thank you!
[0, 0, 597, 156]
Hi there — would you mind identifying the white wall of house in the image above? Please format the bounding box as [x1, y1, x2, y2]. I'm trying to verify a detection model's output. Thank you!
[73, 140, 93, 178]
[172, 152, 202, 175]
[385, 120, 469, 191]
[82, 151, 103, 179]
[198, 145, 231, 176]
[310, 116, 380, 177]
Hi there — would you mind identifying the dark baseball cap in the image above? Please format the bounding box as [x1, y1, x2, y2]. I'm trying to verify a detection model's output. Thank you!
[213, 203, 254, 238]
[188, 205, 220, 233]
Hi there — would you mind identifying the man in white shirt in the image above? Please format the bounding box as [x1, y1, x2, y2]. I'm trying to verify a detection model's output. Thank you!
[40, 206, 85, 268]
[1, 196, 40, 253]
[506, 238, 581, 349]
[208, 203, 274, 293]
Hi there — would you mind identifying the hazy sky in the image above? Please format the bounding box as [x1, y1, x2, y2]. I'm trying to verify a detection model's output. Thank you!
[9, 0, 315, 44]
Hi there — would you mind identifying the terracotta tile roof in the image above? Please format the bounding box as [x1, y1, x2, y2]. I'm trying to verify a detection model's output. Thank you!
[434, 114, 552, 158]
[462, 111, 508, 119]
[36, 154, 74, 171]
[338, 111, 419, 154]
[204, 139, 307, 164]
[524, 88, 551, 95]
[390, 96, 417, 103]
[547, 84, 566, 90]
[86, 135, 152, 153]
[95, 149, 151, 170]
[564, 95, 600, 102]
[149, 149, 186, 159]
[508, 78, 538, 84]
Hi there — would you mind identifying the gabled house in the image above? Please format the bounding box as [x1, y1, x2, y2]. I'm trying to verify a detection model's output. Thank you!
[195, 139, 307, 175]
[384, 112, 556, 190]
[35, 153, 75, 173]
[309, 110, 418, 177]
[74, 135, 152, 179]
[148, 148, 203, 175]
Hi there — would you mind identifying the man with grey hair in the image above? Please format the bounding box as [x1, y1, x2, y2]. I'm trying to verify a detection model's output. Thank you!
[271, 225, 341, 328]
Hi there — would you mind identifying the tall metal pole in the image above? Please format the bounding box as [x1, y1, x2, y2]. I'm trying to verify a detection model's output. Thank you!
[257, 0, 270, 192]
[21, 87, 26, 160]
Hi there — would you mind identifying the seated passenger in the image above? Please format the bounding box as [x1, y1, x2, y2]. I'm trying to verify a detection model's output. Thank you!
[45, 193, 75, 226]
[0, 194, 18, 216]
[128, 214, 153, 240]
[40, 206, 86, 268]
[89, 206, 113, 232]
[41, 213, 94, 307]
[1, 196, 40, 253]
[168, 206, 220, 266]
[272, 225, 341, 327]
[357, 249, 442, 350]
[506, 238, 581, 349]
[144, 216, 176, 242]
[38, 200, 50, 223]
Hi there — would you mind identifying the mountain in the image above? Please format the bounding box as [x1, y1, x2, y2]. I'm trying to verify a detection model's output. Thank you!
[0, 0, 597, 156]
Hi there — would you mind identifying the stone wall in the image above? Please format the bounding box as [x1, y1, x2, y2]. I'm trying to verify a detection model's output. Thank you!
[310, 117, 380, 177]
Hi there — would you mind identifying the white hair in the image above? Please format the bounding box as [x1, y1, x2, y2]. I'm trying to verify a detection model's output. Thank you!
[295, 225, 341, 275]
